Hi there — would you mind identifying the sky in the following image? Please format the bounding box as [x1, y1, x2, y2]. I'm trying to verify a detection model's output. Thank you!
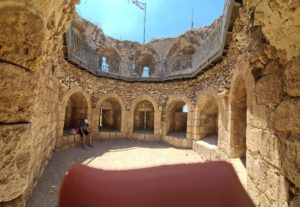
[76, 0, 224, 43]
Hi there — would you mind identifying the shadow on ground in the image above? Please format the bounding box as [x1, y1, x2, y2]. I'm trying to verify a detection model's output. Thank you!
[27, 139, 202, 207]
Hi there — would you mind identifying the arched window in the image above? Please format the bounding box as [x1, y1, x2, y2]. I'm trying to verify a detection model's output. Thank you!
[166, 44, 196, 73]
[183, 104, 189, 113]
[98, 49, 120, 73]
[135, 53, 155, 77]
[142, 66, 150, 77]
[101, 57, 109, 72]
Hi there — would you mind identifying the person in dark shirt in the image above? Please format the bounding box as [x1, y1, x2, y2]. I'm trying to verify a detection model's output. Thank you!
[80, 119, 93, 150]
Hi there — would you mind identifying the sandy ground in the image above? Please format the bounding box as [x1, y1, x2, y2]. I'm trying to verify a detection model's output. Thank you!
[27, 139, 203, 207]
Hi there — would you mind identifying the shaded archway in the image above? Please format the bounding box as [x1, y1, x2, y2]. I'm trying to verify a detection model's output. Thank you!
[197, 94, 219, 146]
[99, 98, 122, 132]
[229, 75, 247, 165]
[134, 100, 154, 133]
[63, 92, 88, 134]
[98, 48, 120, 73]
[166, 100, 188, 138]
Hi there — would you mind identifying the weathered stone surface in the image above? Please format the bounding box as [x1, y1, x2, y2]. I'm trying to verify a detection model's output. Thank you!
[273, 98, 300, 137]
[259, 131, 281, 169]
[0, 63, 38, 123]
[255, 74, 283, 105]
[192, 140, 218, 161]
[278, 138, 300, 187]
[248, 105, 269, 130]
[249, 0, 300, 61]
[247, 153, 289, 207]
[0, 123, 32, 202]
[0, 0, 79, 205]
[284, 57, 300, 97]
[0, 195, 25, 207]
[0, 0, 79, 70]
[290, 195, 300, 207]
[0, 6, 44, 70]
[73, 15, 219, 62]
[247, 176, 260, 206]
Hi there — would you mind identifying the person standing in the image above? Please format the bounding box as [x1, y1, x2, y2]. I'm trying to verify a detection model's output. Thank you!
[80, 119, 93, 149]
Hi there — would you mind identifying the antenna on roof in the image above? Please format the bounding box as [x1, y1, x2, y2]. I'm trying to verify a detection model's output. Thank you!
[191, 8, 194, 29]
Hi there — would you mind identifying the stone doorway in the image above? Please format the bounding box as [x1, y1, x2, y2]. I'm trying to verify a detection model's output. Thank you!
[134, 100, 154, 134]
[99, 98, 122, 132]
[166, 100, 188, 138]
[197, 95, 219, 146]
[63, 92, 88, 135]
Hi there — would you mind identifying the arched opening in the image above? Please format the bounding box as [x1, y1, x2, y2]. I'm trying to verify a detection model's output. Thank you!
[167, 45, 196, 58]
[230, 76, 247, 167]
[99, 98, 122, 132]
[135, 53, 155, 77]
[166, 45, 196, 73]
[63, 92, 88, 135]
[134, 100, 154, 133]
[98, 48, 120, 73]
[166, 100, 188, 138]
[142, 66, 150, 77]
[197, 95, 219, 146]
[100, 57, 109, 72]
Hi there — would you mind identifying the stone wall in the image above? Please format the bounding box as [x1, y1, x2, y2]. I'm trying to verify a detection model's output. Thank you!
[72, 15, 219, 62]
[0, 0, 78, 206]
[56, 51, 232, 142]
[54, 2, 300, 207]
[0, 0, 299, 207]
[68, 15, 221, 78]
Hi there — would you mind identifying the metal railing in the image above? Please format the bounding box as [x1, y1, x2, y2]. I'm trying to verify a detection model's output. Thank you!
[65, 0, 241, 82]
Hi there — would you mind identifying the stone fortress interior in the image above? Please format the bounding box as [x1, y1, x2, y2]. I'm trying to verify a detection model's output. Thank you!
[0, 0, 299, 206]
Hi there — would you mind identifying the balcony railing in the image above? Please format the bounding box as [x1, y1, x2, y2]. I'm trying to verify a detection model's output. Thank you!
[65, 0, 242, 82]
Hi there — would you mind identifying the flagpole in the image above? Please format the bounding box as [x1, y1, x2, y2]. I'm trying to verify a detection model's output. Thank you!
[191, 8, 194, 29]
[143, 3, 147, 44]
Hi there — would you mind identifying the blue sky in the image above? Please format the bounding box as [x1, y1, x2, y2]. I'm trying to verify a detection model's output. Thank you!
[76, 0, 224, 43]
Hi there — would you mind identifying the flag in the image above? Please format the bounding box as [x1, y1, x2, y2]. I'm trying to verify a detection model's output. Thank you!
[129, 0, 146, 10]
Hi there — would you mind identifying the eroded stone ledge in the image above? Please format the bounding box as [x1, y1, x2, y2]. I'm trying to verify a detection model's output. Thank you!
[0, 123, 32, 202]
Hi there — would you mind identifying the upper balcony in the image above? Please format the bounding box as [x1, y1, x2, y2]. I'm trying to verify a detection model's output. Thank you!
[64, 0, 242, 82]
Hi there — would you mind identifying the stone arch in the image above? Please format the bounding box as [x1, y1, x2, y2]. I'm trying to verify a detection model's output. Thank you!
[167, 44, 197, 58]
[57, 87, 91, 140]
[166, 35, 199, 58]
[94, 94, 126, 132]
[135, 52, 156, 77]
[130, 95, 160, 134]
[63, 93, 87, 130]
[165, 96, 193, 138]
[165, 40, 197, 73]
[229, 74, 248, 161]
[98, 48, 121, 73]
[195, 89, 221, 146]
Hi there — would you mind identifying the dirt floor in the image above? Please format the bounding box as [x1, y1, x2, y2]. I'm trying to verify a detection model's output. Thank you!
[27, 139, 203, 207]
